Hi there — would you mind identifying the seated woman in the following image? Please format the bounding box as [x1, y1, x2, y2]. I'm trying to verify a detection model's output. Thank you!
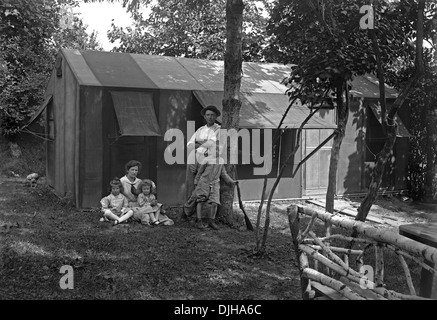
[120, 160, 173, 226]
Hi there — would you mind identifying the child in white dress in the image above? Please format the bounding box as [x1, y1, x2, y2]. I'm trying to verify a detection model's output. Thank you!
[137, 179, 163, 225]
[100, 177, 134, 226]
[135, 179, 174, 226]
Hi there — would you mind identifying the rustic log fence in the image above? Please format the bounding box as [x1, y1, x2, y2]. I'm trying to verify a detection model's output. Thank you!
[288, 204, 437, 300]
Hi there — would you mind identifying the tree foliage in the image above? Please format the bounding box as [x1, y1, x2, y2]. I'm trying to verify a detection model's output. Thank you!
[0, 0, 101, 137]
[266, 0, 409, 100]
[265, 0, 434, 224]
[407, 72, 437, 200]
[382, 0, 437, 201]
[107, 0, 270, 61]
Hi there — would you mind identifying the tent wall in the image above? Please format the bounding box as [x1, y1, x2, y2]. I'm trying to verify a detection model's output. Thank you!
[337, 97, 409, 196]
[302, 109, 337, 196]
[337, 97, 366, 195]
[156, 90, 194, 205]
[237, 128, 303, 200]
[48, 58, 80, 203]
[44, 72, 56, 187]
[79, 86, 103, 208]
[64, 62, 79, 204]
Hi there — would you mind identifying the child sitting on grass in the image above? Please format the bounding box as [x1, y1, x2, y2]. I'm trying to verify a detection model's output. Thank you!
[100, 177, 134, 226]
[137, 179, 163, 226]
[135, 179, 174, 226]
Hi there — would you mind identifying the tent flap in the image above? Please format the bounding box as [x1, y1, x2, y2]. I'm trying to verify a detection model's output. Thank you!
[193, 90, 337, 129]
[369, 104, 410, 137]
[22, 95, 53, 130]
[110, 91, 161, 136]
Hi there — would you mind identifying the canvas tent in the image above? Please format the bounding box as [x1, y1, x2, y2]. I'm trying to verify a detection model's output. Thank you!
[40, 49, 408, 209]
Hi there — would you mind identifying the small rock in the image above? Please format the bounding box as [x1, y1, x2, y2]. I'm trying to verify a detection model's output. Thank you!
[8, 142, 22, 158]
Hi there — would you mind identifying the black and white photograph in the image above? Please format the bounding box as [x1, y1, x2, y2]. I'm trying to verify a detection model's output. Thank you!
[0, 0, 436, 309]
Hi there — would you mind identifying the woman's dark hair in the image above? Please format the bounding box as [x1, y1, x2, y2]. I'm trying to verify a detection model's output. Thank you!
[125, 160, 142, 173]
[109, 177, 124, 193]
[137, 179, 156, 194]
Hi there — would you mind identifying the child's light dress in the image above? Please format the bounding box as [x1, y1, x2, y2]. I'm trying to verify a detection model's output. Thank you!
[100, 193, 130, 216]
[137, 193, 163, 213]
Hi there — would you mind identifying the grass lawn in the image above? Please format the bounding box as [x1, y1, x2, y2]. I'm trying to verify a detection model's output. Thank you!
[0, 176, 302, 300]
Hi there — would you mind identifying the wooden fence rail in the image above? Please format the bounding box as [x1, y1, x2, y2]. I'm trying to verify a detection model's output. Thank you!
[288, 204, 437, 300]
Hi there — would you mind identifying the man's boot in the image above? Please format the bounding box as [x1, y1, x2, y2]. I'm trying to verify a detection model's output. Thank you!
[208, 218, 219, 230]
[207, 204, 219, 230]
[196, 218, 207, 229]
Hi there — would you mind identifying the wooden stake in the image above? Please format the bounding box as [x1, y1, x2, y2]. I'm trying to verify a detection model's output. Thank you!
[344, 254, 349, 268]
[298, 209, 317, 242]
[385, 243, 436, 275]
[397, 253, 417, 296]
[375, 244, 384, 287]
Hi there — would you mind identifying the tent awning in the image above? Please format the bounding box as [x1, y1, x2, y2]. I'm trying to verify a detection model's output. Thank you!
[110, 91, 161, 136]
[21, 95, 53, 130]
[193, 90, 337, 129]
[369, 104, 410, 137]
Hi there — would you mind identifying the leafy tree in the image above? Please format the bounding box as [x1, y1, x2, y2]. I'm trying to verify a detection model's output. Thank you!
[0, 0, 101, 138]
[354, 0, 428, 221]
[407, 71, 437, 201]
[106, 0, 270, 61]
[385, 0, 437, 202]
[264, 0, 410, 235]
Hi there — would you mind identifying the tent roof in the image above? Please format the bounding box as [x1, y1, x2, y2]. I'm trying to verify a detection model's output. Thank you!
[350, 74, 398, 99]
[59, 49, 398, 130]
[62, 48, 397, 99]
[62, 48, 292, 93]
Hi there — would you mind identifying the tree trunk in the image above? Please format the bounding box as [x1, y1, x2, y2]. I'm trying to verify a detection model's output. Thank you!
[217, 0, 244, 225]
[356, 0, 426, 222]
[325, 81, 348, 237]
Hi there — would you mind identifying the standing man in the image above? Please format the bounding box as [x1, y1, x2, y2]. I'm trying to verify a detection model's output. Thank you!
[183, 105, 221, 219]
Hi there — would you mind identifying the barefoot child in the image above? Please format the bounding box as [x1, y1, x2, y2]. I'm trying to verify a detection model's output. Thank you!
[100, 177, 134, 226]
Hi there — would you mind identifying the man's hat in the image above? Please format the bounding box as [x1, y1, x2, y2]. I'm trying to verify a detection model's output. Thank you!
[200, 105, 221, 117]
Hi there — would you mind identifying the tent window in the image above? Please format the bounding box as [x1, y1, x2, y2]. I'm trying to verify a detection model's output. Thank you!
[110, 91, 161, 137]
[365, 105, 386, 162]
[236, 129, 280, 179]
[366, 103, 411, 162]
